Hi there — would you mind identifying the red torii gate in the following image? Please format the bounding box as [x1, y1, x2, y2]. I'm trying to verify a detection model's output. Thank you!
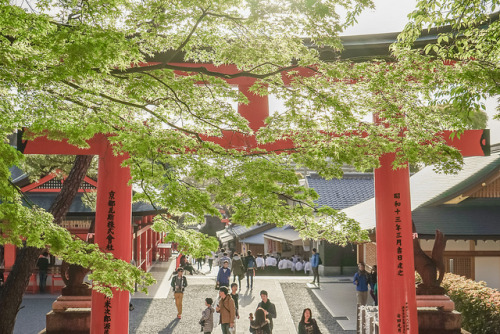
[19, 64, 489, 334]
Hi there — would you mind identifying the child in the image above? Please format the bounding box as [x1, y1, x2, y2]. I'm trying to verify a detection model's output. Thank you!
[200, 297, 215, 334]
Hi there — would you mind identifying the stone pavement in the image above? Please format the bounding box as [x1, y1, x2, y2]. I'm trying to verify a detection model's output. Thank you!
[14, 258, 360, 334]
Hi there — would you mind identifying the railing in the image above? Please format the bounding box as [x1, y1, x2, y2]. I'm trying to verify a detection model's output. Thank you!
[357, 305, 379, 334]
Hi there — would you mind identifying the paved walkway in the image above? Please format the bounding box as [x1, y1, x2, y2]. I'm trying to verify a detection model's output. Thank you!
[14, 258, 360, 334]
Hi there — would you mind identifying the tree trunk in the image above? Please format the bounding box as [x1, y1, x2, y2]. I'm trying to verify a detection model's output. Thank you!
[0, 155, 93, 334]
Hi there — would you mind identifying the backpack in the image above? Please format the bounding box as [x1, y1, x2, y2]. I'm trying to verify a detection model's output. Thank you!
[247, 257, 255, 269]
[318, 255, 322, 265]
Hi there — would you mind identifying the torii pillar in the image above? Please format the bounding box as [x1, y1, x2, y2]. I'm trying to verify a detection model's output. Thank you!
[20, 134, 132, 334]
[375, 153, 417, 333]
[90, 140, 132, 334]
[374, 130, 489, 334]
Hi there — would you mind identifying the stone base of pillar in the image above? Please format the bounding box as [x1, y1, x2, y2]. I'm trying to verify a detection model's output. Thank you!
[417, 295, 462, 334]
[41, 296, 91, 334]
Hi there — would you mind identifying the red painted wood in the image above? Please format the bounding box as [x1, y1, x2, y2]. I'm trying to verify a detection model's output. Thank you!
[3, 244, 16, 270]
[21, 133, 105, 155]
[20, 174, 58, 192]
[375, 153, 418, 334]
[238, 84, 269, 132]
[141, 217, 148, 271]
[441, 129, 489, 156]
[90, 140, 132, 334]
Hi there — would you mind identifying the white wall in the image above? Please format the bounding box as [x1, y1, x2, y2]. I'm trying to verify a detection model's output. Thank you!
[420, 239, 471, 252]
[475, 240, 500, 251]
[475, 257, 500, 290]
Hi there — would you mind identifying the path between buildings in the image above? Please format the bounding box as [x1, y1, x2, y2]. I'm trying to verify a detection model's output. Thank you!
[14, 258, 360, 334]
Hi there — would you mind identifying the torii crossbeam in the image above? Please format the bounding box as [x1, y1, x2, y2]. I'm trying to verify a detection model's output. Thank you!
[19, 65, 489, 334]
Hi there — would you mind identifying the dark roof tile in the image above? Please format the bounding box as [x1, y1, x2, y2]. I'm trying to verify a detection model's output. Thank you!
[306, 173, 374, 210]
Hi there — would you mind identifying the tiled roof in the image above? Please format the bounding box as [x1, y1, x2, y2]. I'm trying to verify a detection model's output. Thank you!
[412, 198, 500, 239]
[230, 224, 263, 237]
[21, 192, 159, 216]
[216, 223, 274, 243]
[306, 173, 374, 210]
[9, 166, 27, 183]
[240, 226, 290, 245]
[264, 227, 301, 242]
[342, 154, 500, 232]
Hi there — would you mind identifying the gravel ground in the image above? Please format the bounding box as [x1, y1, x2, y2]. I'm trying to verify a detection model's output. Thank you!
[281, 283, 356, 334]
[130, 285, 220, 334]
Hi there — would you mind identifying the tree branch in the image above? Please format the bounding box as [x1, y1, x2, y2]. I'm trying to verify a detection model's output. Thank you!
[112, 63, 300, 79]
[163, 7, 210, 63]
[142, 72, 225, 131]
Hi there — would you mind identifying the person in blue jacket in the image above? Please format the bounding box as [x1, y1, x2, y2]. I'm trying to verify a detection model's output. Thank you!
[353, 262, 369, 305]
[310, 248, 320, 286]
[217, 260, 232, 288]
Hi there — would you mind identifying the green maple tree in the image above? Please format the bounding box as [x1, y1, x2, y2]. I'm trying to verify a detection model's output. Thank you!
[1, 0, 495, 331]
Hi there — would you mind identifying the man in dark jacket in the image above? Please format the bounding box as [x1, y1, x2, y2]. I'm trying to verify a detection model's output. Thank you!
[170, 268, 188, 318]
[36, 251, 50, 293]
[257, 290, 277, 333]
[217, 260, 231, 288]
[244, 250, 256, 289]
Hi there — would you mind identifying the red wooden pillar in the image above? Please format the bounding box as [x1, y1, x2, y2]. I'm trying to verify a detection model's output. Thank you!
[238, 84, 269, 131]
[4, 244, 16, 270]
[374, 153, 418, 334]
[91, 142, 132, 334]
[147, 229, 152, 266]
[141, 217, 148, 270]
[151, 231, 157, 262]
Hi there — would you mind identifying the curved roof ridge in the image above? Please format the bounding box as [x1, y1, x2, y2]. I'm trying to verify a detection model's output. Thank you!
[413, 154, 500, 208]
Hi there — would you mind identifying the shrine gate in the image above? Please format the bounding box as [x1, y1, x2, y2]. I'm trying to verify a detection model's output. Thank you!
[16, 62, 489, 334]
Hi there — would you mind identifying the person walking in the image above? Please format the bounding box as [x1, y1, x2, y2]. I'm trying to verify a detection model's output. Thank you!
[310, 248, 320, 286]
[208, 251, 215, 272]
[249, 308, 271, 334]
[244, 250, 256, 289]
[129, 258, 136, 311]
[353, 262, 369, 305]
[230, 283, 240, 332]
[200, 297, 215, 334]
[170, 267, 188, 318]
[298, 308, 322, 334]
[257, 290, 277, 333]
[36, 251, 50, 293]
[219, 252, 232, 269]
[216, 286, 236, 334]
[196, 257, 204, 270]
[369, 265, 378, 306]
[231, 253, 245, 289]
[217, 260, 231, 288]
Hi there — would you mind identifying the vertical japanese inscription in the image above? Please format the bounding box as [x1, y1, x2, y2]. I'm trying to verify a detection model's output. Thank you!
[394, 192, 408, 333]
[394, 193, 404, 277]
[106, 191, 116, 251]
[103, 297, 112, 333]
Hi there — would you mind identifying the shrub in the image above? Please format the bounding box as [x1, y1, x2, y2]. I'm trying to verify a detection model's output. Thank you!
[441, 273, 500, 334]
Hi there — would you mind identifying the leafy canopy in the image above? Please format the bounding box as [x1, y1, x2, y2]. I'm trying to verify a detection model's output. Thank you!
[1, 0, 489, 294]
